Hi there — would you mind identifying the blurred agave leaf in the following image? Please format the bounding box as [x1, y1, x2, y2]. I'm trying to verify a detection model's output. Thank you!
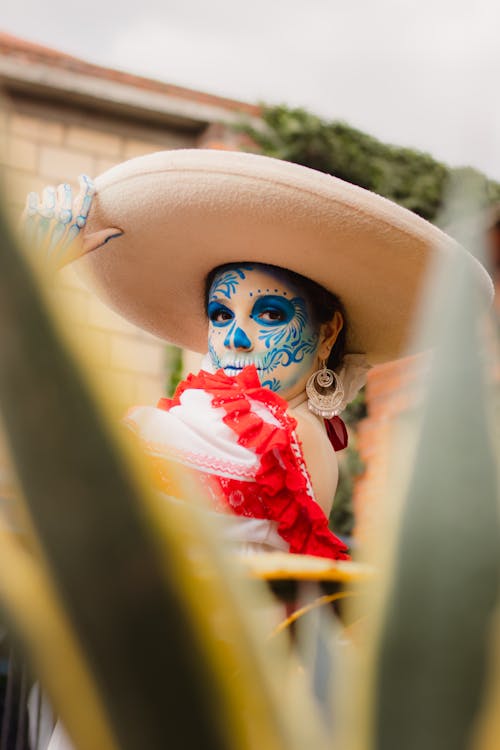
[471, 292, 500, 750]
[295, 585, 346, 730]
[0, 182, 300, 749]
[0, 527, 118, 750]
[472, 611, 500, 749]
[373, 179, 500, 750]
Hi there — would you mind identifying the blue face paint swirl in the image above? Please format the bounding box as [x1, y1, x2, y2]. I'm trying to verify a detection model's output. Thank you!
[207, 264, 321, 398]
[210, 265, 252, 300]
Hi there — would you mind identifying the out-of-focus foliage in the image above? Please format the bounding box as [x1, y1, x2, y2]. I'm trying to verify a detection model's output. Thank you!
[437, 166, 500, 233]
[0, 191, 292, 750]
[342, 389, 367, 425]
[240, 106, 500, 222]
[331, 391, 367, 537]
[166, 344, 183, 396]
[329, 444, 364, 538]
[374, 185, 500, 750]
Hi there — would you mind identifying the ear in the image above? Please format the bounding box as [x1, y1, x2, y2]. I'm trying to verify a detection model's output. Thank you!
[318, 311, 343, 361]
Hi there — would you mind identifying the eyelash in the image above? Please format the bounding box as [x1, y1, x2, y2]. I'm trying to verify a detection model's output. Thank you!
[210, 309, 284, 325]
[209, 308, 234, 324]
[258, 309, 286, 322]
[208, 302, 290, 326]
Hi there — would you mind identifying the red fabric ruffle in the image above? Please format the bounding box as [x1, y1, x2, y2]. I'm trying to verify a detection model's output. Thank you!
[158, 367, 349, 560]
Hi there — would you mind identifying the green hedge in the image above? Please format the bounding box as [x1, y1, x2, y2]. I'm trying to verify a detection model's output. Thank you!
[239, 105, 500, 223]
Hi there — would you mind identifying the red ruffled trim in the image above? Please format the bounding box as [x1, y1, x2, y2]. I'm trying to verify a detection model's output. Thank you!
[158, 367, 349, 560]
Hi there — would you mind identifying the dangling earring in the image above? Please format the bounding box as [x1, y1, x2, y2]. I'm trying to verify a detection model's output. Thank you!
[306, 359, 345, 418]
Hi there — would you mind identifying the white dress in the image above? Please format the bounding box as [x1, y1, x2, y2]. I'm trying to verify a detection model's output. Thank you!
[124, 366, 348, 560]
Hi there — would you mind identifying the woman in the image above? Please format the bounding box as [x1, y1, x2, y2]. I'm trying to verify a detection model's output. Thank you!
[25, 149, 493, 560]
[123, 259, 361, 559]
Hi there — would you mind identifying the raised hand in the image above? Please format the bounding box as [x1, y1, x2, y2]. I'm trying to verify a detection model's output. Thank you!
[22, 175, 122, 271]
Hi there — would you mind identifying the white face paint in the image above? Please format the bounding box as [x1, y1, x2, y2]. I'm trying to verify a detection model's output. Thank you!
[207, 264, 321, 401]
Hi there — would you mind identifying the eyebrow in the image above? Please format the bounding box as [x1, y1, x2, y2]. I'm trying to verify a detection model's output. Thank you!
[208, 296, 232, 304]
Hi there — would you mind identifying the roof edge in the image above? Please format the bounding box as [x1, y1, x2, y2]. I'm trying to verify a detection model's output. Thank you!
[0, 31, 261, 121]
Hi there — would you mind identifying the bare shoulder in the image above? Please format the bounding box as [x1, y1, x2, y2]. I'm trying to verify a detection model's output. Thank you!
[289, 401, 339, 515]
[292, 402, 327, 443]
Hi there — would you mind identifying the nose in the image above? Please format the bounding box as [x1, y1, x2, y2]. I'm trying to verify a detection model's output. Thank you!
[224, 325, 252, 350]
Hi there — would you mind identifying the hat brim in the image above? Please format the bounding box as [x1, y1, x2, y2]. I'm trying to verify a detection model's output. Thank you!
[76, 149, 493, 364]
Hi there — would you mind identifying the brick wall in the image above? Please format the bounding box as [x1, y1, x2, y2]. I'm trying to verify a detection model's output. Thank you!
[0, 93, 199, 513]
[353, 354, 429, 542]
[1, 95, 197, 414]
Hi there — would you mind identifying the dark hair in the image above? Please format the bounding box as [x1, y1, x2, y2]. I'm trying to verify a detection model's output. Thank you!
[204, 262, 347, 370]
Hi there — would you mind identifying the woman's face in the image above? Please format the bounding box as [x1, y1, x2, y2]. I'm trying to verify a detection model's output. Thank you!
[207, 264, 322, 400]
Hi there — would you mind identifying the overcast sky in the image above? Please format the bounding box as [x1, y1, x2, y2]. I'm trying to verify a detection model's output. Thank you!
[3, 0, 500, 180]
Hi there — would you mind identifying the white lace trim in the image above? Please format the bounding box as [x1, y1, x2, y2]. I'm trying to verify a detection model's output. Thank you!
[335, 353, 372, 411]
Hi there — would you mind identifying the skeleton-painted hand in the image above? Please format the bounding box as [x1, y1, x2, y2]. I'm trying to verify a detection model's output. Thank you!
[22, 175, 122, 271]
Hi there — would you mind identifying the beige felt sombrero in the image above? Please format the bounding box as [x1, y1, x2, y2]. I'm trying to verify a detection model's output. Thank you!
[76, 149, 493, 364]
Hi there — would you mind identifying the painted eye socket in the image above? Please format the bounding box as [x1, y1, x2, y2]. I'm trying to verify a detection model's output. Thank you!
[208, 301, 234, 326]
[251, 295, 295, 326]
[258, 308, 287, 322]
[213, 310, 233, 322]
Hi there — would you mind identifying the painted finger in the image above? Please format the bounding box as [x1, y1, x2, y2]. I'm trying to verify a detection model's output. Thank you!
[60, 223, 81, 251]
[34, 186, 57, 251]
[23, 191, 40, 219]
[39, 186, 56, 219]
[21, 191, 40, 246]
[36, 216, 52, 249]
[47, 222, 68, 258]
[45, 183, 74, 258]
[56, 183, 73, 226]
[51, 223, 86, 269]
[73, 175, 95, 228]
[47, 177, 94, 266]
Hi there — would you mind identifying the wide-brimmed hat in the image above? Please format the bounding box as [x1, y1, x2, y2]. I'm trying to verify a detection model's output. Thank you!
[76, 149, 493, 364]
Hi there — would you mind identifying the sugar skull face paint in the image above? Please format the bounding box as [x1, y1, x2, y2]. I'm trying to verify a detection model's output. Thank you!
[207, 264, 321, 400]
